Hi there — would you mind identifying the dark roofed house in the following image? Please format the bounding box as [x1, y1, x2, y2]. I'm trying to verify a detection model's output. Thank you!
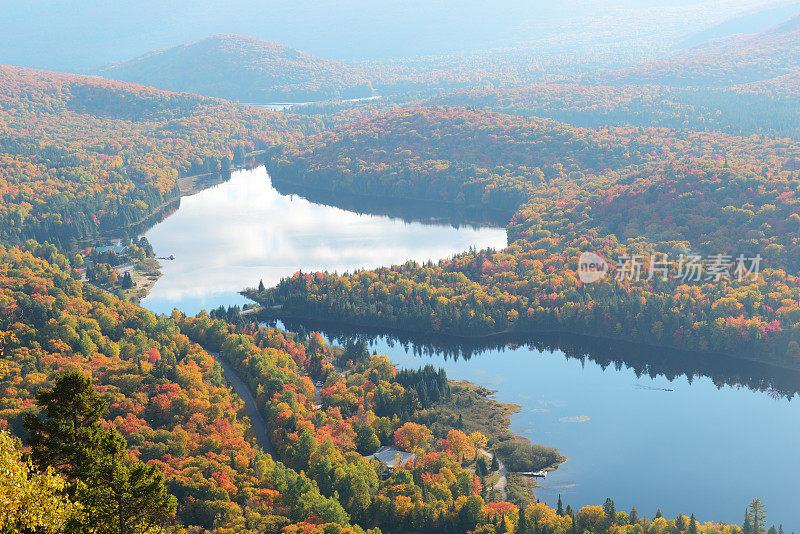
[95, 244, 126, 255]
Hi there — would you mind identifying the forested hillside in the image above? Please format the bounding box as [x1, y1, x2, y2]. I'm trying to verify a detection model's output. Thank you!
[0, 244, 356, 532]
[0, 63, 316, 247]
[592, 15, 800, 87]
[434, 83, 800, 138]
[97, 35, 375, 102]
[420, 13, 800, 139]
[255, 105, 800, 367]
[0, 38, 772, 531]
[0, 242, 743, 534]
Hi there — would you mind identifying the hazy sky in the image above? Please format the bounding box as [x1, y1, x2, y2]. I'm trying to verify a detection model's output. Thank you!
[1, 0, 794, 72]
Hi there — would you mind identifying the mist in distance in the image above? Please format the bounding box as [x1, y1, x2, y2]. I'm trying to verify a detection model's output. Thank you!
[2, 0, 796, 72]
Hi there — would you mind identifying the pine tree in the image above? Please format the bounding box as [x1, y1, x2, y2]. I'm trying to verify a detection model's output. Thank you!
[655, 508, 663, 519]
[23, 371, 108, 486]
[518, 506, 527, 534]
[24, 372, 176, 533]
[491, 452, 499, 471]
[749, 499, 767, 534]
[743, 508, 753, 534]
[603, 498, 616, 522]
[476, 456, 488, 477]
[258, 279, 265, 292]
[629, 508, 639, 525]
[76, 430, 176, 534]
[498, 514, 507, 534]
[557, 494, 564, 516]
[689, 514, 698, 534]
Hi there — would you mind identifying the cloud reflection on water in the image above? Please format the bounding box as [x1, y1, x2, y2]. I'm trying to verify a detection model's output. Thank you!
[141, 167, 508, 315]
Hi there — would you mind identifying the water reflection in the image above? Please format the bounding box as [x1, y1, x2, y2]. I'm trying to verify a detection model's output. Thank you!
[141, 166, 508, 315]
[270, 177, 514, 229]
[275, 318, 800, 399]
[272, 318, 800, 528]
[138, 165, 800, 528]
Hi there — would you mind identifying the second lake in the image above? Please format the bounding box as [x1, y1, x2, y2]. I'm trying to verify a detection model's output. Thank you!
[141, 165, 800, 529]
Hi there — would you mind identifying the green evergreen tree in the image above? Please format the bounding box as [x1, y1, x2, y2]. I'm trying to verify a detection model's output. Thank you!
[476, 456, 488, 477]
[23, 371, 108, 486]
[655, 509, 663, 519]
[258, 279, 265, 292]
[490, 452, 499, 471]
[557, 494, 564, 516]
[120, 271, 133, 289]
[629, 508, 639, 525]
[603, 498, 616, 522]
[76, 430, 176, 534]
[743, 508, 753, 534]
[498, 514, 507, 534]
[24, 372, 176, 533]
[518, 506, 527, 534]
[749, 499, 767, 534]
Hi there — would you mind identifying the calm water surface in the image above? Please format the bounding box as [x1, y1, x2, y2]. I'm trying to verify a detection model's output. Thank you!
[142, 167, 507, 315]
[306, 330, 800, 528]
[141, 166, 800, 529]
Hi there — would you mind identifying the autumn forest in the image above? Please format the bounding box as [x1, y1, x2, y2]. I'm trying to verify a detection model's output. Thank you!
[2, 2, 800, 534]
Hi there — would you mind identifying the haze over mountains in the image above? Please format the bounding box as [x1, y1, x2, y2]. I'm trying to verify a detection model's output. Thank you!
[677, 1, 800, 47]
[96, 34, 374, 102]
[592, 14, 800, 87]
[0, 0, 791, 73]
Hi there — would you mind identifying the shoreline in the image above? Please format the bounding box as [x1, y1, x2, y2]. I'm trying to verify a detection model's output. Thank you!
[247, 303, 800, 375]
[120, 258, 162, 305]
[94, 155, 270, 305]
[106, 160, 799, 377]
[268, 174, 515, 228]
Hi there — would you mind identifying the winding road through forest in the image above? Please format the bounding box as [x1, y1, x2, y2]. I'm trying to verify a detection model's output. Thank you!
[209, 351, 276, 458]
[479, 448, 508, 500]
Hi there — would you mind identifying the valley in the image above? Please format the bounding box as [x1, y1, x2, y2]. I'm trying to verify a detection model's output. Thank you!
[2, 3, 800, 533]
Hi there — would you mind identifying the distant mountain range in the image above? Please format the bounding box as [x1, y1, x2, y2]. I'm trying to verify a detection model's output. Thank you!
[591, 14, 800, 87]
[96, 34, 374, 103]
[676, 1, 800, 48]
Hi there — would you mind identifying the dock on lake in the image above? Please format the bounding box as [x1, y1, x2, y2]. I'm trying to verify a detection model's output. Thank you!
[519, 470, 548, 478]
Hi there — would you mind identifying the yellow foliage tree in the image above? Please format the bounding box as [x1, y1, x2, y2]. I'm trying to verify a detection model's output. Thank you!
[0, 431, 77, 533]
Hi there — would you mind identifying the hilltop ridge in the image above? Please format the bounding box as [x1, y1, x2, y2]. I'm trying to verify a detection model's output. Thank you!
[96, 34, 374, 102]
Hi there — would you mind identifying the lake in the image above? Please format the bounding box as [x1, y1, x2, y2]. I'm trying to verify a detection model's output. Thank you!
[141, 166, 800, 529]
[282, 322, 800, 529]
[247, 95, 382, 111]
[141, 166, 507, 315]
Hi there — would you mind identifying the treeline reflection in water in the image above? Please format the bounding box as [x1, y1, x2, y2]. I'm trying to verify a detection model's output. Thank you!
[270, 317, 800, 399]
[269, 176, 514, 230]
